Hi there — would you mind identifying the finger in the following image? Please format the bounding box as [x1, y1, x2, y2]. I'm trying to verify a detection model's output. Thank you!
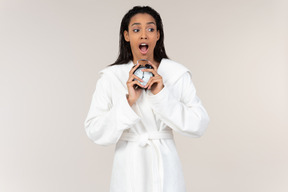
[132, 74, 144, 82]
[134, 81, 145, 89]
[147, 78, 158, 90]
[141, 68, 159, 76]
[145, 75, 156, 87]
[145, 76, 156, 89]
[128, 74, 143, 82]
[146, 75, 161, 84]
[148, 79, 157, 90]
[146, 76, 162, 89]
[128, 74, 136, 82]
[129, 63, 140, 75]
[147, 60, 158, 71]
[148, 79, 162, 90]
[128, 79, 145, 88]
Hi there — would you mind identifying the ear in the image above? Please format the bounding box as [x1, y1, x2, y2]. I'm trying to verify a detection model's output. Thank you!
[157, 30, 160, 41]
[124, 30, 130, 42]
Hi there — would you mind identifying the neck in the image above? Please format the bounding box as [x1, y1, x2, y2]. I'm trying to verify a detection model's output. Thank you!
[133, 57, 160, 67]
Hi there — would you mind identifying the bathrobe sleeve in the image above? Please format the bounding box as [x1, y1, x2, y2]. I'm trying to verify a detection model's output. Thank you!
[85, 72, 141, 145]
[147, 72, 210, 137]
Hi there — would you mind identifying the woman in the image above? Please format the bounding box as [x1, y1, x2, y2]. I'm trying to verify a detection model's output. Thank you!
[85, 6, 210, 192]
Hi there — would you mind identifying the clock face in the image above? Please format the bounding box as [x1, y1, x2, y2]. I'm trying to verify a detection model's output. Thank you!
[133, 66, 153, 86]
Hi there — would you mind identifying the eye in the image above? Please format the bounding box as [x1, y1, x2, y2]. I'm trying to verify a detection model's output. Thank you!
[133, 29, 140, 33]
[147, 28, 155, 32]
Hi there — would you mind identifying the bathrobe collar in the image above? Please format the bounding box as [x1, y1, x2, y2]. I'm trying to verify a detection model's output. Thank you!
[99, 58, 190, 87]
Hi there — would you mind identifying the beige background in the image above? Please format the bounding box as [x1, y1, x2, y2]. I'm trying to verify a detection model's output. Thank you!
[1, 0, 287, 191]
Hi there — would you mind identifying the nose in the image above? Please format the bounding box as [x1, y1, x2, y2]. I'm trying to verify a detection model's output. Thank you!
[141, 30, 147, 39]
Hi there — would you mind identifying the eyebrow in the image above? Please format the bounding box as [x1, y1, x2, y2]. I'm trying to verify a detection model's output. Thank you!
[131, 22, 156, 26]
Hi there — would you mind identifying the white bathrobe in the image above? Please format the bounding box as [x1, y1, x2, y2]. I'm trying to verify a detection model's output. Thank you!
[85, 58, 210, 192]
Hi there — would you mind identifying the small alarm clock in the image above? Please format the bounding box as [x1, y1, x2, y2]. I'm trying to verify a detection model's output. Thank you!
[133, 59, 154, 88]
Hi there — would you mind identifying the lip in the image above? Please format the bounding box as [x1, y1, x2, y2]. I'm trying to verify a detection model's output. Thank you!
[139, 43, 149, 55]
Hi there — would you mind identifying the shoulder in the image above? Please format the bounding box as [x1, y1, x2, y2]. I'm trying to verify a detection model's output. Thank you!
[96, 61, 133, 90]
[98, 61, 133, 82]
[158, 58, 192, 85]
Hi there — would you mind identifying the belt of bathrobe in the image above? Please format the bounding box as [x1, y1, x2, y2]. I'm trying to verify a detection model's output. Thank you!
[120, 130, 173, 145]
[120, 130, 174, 192]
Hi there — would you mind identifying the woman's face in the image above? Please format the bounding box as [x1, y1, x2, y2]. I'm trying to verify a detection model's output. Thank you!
[124, 13, 160, 64]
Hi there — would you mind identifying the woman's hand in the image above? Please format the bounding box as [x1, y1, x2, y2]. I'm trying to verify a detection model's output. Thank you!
[126, 63, 145, 106]
[142, 61, 164, 95]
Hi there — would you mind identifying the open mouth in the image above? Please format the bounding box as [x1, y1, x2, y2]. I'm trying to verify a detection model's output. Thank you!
[139, 43, 149, 54]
